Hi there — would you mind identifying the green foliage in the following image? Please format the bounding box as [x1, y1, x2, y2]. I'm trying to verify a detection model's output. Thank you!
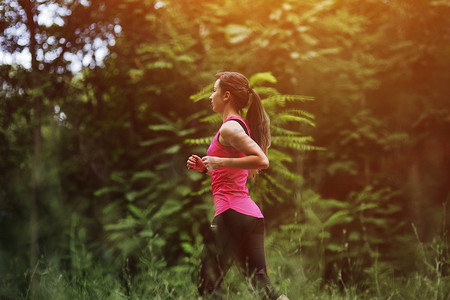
[269, 186, 449, 298]
[93, 112, 210, 270]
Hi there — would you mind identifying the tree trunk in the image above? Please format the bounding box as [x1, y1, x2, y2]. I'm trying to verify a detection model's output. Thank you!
[30, 96, 42, 293]
[21, 0, 41, 294]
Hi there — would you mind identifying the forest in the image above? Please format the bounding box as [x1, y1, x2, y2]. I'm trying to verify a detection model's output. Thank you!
[0, 0, 449, 299]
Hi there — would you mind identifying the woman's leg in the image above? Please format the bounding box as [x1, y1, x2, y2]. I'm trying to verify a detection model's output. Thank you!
[238, 218, 280, 300]
[197, 211, 237, 299]
[197, 225, 224, 299]
[198, 210, 281, 299]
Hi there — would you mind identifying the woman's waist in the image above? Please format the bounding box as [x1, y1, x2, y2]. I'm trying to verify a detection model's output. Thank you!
[211, 168, 248, 181]
[211, 182, 249, 195]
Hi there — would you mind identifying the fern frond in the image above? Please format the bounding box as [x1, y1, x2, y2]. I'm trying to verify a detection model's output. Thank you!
[185, 136, 213, 145]
[185, 110, 210, 123]
[285, 143, 326, 151]
[188, 185, 211, 197]
[263, 96, 287, 107]
[267, 188, 286, 204]
[285, 109, 316, 119]
[249, 72, 277, 86]
[268, 148, 294, 163]
[190, 83, 214, 102]
[262, 191, 274, 205]
[272, 136, 314, 146]
[256, 180, 273, 205]
[263, 94, 315, 107]
[140, 137, 167, 147]
[270, 160, 302, 181]
[151, 112, 172, 125]
[271, 114, 316, 127]
[272, 136, 325, 151]
[254, 86, 280, 97]
[148, 124, 177, 132]
[263, 179, 291, 204]
[270, 125, 303, 136]
[200, 114, 222, 124]
[265, 173, 292, 195]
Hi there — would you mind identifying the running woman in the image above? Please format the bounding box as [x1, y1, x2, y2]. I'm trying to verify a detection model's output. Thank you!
[187, 72, 289, 300]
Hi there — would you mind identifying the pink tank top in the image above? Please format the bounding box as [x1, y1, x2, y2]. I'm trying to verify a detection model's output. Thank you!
[206, 116, 264, 218]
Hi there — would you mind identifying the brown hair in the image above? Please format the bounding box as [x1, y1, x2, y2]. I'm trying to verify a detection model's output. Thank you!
[215, 72, 271, 153]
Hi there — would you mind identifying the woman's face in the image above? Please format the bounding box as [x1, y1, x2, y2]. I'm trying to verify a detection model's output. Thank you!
[210, 79, 226, 113]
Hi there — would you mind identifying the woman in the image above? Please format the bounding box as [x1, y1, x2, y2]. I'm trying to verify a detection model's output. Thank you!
[187, 72, 288, 300]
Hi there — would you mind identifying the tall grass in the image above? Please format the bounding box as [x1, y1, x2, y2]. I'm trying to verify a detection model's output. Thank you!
[1, 203, 447, 299]
[2, 222, 447, 300]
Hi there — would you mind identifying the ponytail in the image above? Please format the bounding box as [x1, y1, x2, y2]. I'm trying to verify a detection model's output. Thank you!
[246, 88, 271, 154]
[215, 72, 271, 154]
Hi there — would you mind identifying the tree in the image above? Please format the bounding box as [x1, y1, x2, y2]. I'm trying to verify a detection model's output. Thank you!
[0, 0, 117, 295]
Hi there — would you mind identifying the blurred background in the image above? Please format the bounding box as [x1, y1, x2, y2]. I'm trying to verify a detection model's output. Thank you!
[0, 0, 449, 299]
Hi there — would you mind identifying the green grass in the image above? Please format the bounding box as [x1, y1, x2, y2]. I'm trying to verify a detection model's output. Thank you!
[1, 233, 448, 300]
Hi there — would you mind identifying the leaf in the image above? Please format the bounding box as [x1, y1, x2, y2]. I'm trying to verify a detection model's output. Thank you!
[185, 137, 213, 145]
[326, 243, 345, 253]
[105, 218, 139, 231]
[145, 60, 173, 69]
[128, 204, 145, 218]
[164, 145, 181, 154]
[110, 172, 127, 184]
[268, 148, 293, 162]
[319, 199, 349, 210]
[93, 186, 121, 197]
[181, 242, 194, 254]
[128, 68, 144, 79]
[272, 115, 316, 127]
[254, 86, 280, 97]
[200, 114, 222, 124]
[224, 24, 252, 44]
[140, 137, 167, 147]
[148, 124, 175, 132]
[266, 96, 316, 109]
[132, 170, 158, 180]
[178, 128, 196, 137]
[152, 200, 183, 221]
[318, 231, 331, 239]
[139, 229, 154, 238]
[327, 161, 358, 176]
[190, 83, 214, 102]
[323, 210, 353, 228]
[356, 202, 379, 212]
[249, 72, 278, 86]
[126, 191, 138, 202]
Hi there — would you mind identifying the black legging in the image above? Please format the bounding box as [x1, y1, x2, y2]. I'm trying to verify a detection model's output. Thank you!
[197, 209, 280, 299]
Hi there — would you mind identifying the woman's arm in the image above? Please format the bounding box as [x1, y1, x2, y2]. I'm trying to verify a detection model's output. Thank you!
[201, 121, 269, 171]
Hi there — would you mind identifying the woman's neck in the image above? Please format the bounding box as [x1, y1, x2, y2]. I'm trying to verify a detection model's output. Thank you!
[221, 107, 240, 122]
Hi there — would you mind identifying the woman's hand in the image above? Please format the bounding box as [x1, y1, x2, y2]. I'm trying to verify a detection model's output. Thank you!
[201, 156, 224, 171]
[187, 154, 207, 172]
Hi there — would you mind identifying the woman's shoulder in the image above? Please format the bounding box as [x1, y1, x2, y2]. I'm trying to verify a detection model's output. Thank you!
[220, 119, 246, 136]
[223, 116, 248, 134]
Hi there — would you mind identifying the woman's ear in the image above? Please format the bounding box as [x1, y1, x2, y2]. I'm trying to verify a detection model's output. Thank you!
[223, 91, 231, 102]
